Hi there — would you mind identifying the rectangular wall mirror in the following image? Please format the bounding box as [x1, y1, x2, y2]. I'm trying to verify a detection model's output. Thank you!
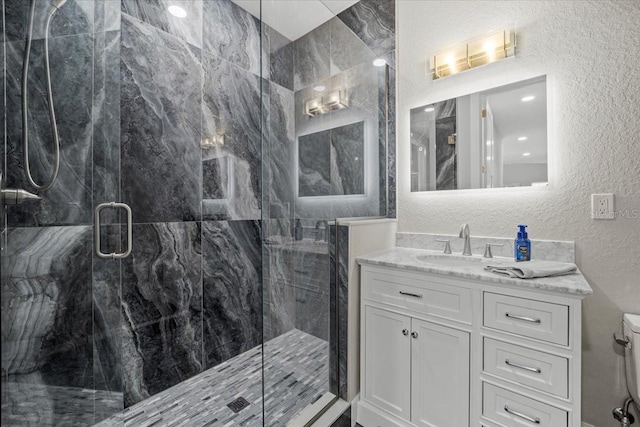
[410, 75, 547, 191]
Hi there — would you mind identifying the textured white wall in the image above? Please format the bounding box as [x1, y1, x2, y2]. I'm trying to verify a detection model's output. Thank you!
[397, 1, 640, 425]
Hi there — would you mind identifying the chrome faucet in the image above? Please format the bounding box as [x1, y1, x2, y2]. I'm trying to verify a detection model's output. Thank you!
[315, 220, 329, 242]
[459, 224, 472, 256]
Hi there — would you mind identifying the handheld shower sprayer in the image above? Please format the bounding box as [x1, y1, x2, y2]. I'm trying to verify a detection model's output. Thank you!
[22, 0, 68, 191]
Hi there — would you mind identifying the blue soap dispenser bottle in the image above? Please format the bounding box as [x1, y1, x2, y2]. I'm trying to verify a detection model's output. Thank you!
[514, 224, 531, 262]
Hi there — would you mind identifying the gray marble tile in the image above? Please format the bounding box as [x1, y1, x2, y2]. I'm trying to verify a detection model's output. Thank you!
[331, 121, 365, 195]
[202, 154, 231, 200]
[121, 222, 203, 406]
[92, 225, 124, 423]
[263, 232, 297, 341]
[1, 226, 93, 424]
[95, 0, 121, 33]
[294, 20, 330, 90]
[203, 0, 263, 76]
[1, 382, 120, 427]
[5, 34, 93, 227]
[202, 220, 262, 369]
[266, 82, 295, 219]
[386, 55, 396, 218]
[5, 0, 95, 42]
[202, 52, 263, 221]
[436, 114, 457, 190]
[330, 17, 377, 76]
[93, 30, 121, 223]
[270, 29, 294, 91]
[337, 0, 395, 56]
[3, 0, 27, 42]
[120, 14, 202, 223]
[336, 225, 349, 399]
[122, 0, 202, 48]
[299, 129, 331, 197]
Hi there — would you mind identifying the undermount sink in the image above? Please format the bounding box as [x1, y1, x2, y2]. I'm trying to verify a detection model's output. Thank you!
[415, 253, 484, 268]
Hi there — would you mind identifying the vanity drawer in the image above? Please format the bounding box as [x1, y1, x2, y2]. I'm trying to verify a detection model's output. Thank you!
[483, 293, 569, 346]
[484, 338, 569, 398]
[483, 383, 568, 427]
[362, 271, 472, 323]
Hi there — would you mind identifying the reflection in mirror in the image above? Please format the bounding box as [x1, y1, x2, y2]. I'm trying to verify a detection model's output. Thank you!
[410, 76, 547, 191]
[298, 121, 365, 197]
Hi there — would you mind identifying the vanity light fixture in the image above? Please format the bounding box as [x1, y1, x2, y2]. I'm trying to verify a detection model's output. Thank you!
[168, 5, 187, 18]
[521, 95, 535, 102]
[304, 88, 349, 117]
[518, 136, 528, 141]
[201, 134, 225, 149]
[428, 28, 515, 80]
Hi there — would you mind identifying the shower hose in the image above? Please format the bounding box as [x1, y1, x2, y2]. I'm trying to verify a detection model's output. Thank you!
[21, 0, 64, 191]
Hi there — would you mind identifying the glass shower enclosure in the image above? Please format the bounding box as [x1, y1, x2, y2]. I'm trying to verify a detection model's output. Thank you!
[0, 0, 395, 425]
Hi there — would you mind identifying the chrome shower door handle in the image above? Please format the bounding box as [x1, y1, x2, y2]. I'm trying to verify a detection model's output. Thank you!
[94, 202, 132, 259]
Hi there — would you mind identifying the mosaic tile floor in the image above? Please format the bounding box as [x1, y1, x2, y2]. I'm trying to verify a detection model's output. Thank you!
[95, 329, 329, 426]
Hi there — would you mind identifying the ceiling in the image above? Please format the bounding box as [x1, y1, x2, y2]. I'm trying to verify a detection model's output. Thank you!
[231, 0, 359, 41]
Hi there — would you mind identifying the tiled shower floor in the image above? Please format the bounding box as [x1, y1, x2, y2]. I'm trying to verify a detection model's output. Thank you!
[2, 329, 328, 427]
[95, 329, 329, 426]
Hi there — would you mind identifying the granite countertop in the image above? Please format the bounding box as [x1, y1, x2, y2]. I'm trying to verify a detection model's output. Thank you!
[357, 247, 593, 296]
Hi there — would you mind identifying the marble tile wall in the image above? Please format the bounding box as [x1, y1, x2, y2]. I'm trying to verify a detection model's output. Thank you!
[1, 0, 270, 422]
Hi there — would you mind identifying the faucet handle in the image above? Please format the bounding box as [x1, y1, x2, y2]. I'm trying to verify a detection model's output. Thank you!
[483, 243, 504, 258]
[435, 239, 452, 254]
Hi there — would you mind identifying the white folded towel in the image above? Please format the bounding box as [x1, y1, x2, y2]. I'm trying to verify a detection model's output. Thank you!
[484, 259, 577, 279]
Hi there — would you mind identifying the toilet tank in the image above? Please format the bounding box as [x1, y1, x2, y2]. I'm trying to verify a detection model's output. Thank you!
[623, 313, 640, 403]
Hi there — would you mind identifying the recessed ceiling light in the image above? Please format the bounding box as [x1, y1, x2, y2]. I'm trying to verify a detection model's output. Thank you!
[523, 152, 531, 156]
[518, 136, 527, 141]
[168, 5, 187, 18]
[521, 95, 535, 102]
[313, 85, 326, 92]
[373, 58, 387, 67]
[424, 106, 435, 112]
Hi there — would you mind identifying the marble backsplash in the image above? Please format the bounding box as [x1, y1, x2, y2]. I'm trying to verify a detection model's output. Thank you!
[396, 232, 575, 263]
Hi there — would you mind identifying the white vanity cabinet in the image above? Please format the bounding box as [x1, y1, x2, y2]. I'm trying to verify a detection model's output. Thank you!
[357, 263, 587, 427]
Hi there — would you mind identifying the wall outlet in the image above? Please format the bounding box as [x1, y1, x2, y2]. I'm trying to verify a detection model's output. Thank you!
[591, 193, 615, 219]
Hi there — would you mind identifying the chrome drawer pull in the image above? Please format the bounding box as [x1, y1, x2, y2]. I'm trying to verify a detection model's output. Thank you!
[399, 291, 423, 299]
[505, 359, 542, 374]
[504, 405, 540, 424]
[505, 312, 541, 324]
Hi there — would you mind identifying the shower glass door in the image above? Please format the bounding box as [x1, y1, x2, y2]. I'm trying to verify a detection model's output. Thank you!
[3, 0, 267, 426]
[260, 0, 395, 423]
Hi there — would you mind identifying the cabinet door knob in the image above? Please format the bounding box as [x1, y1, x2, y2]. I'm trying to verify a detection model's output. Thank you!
[402, 329, 409, 336]
[411, 331, 418, 339]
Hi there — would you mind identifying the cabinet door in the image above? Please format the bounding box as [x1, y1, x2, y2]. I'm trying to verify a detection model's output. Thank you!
[364, 306, 412, 420]
[411, 319, 470, 427]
